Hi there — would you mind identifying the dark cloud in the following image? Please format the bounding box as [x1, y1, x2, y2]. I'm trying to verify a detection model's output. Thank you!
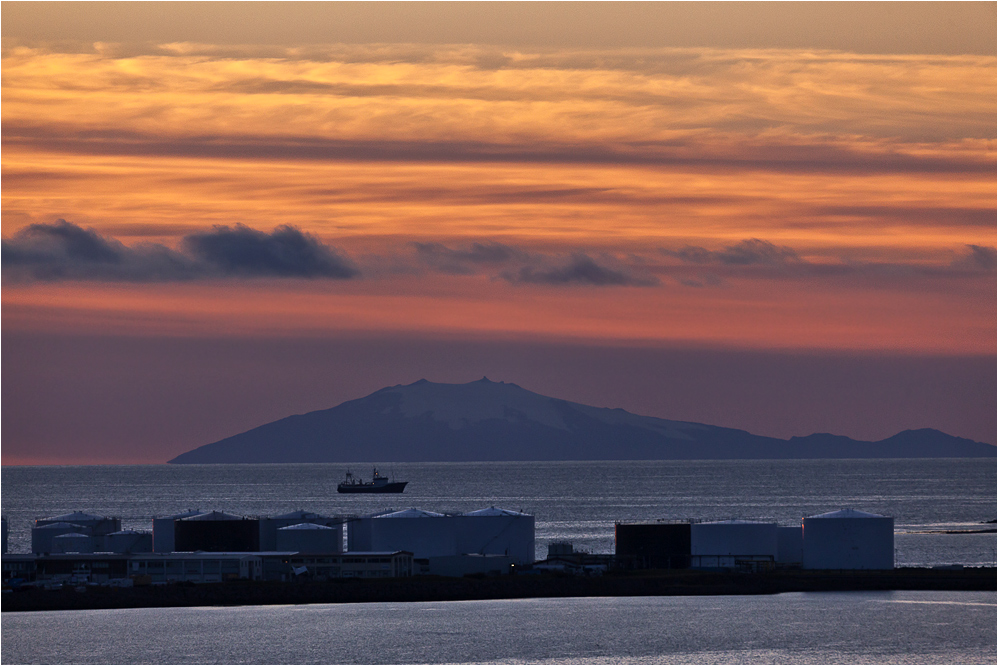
[667, 238, 801, 267]
[1, 219, 198, 282]
[4, 123, 992, 175]
[182, 224, 358, 278]
[812, 205, 996, 228]
[951, 244, 997, 272]
[2, 220, 358, 283]
[413, 241, 521, 275]
[504, 253, 659, 287]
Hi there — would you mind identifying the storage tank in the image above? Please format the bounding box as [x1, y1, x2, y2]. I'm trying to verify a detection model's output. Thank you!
[457, 507, 534, 565]
[803, 509, 894, 570]
[36, 511, 120, 536]
[32, 522, 80, 554]
[615, 522, 691, 569]
[174, 511, 261, 552]
[153, 510, 203, 552]
[691, 520, 778, 566]
[776, 526, 803, 565]
[51, 532, 95, 554]
[104, 530, 153, 553]
[275, 523, 343, 553]
[260, 511, 341, 551]
[350, 509, 456, 558]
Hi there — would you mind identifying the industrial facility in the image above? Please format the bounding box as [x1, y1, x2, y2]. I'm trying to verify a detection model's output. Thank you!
[616, 509, 894, 572]
[3, 504, 898, 589]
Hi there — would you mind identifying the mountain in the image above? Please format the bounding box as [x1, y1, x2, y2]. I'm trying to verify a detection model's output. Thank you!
[168, 377, 996, 463]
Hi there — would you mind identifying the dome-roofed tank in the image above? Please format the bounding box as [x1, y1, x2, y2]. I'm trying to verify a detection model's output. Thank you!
[174, 511, 260, 552]
[803, 509, 894, 570]
[32, 522, 80, 554]
[276, 522, 343, 553]
[51, 532, 94, 554]
[153, 509, 203, 553]
[458, 507, 535, 564]
[104, 530, 153, 553]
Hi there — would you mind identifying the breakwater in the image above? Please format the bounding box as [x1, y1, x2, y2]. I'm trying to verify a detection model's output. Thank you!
[4, 568, 994, 613]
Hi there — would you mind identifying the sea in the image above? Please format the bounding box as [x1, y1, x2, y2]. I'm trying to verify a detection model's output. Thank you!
[2, 459, 996, 664]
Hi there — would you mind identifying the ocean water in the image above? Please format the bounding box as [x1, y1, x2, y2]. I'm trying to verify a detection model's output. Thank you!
[3, 591, 996, 664]
[2, 459, 995, 565]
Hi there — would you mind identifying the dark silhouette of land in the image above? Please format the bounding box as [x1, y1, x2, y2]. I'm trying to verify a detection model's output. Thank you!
[5, 568, 995, 613]
[169, 378, 996, 463]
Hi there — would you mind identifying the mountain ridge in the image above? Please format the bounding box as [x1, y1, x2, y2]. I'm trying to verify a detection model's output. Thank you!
[168, 377, 996, 463]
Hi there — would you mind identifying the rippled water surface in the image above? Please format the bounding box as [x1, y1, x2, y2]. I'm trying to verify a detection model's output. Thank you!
[2, 459, 995, 564]
[3, 591, 995, 664]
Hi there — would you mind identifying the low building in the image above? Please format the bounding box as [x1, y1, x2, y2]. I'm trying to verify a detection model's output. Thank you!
[285, 551, 413, 580]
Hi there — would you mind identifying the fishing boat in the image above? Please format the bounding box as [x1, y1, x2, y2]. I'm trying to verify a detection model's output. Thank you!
[337, 467, 408, 493]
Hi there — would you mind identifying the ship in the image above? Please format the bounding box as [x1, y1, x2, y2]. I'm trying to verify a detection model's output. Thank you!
[337, 467, 408, 493]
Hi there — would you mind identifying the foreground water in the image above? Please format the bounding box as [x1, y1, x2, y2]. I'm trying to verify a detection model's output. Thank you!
[2, 591, 995, 664]
[2, 459, 995, 564]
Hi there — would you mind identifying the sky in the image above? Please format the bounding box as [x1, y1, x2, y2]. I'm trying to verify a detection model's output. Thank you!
[2, 2, 995, 464]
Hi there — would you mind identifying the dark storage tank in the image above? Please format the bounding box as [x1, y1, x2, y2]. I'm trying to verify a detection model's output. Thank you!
[615, 522, 691, 569]
[174, 511, 260, 552]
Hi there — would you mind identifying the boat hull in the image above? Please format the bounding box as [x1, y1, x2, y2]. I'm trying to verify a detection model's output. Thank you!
[337, 481, 408, 494]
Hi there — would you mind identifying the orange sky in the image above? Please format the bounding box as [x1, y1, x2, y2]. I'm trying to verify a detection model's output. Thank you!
[1, 3, 995, 462]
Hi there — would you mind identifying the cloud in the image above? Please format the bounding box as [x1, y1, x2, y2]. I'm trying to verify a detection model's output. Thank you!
[503, 253, 659, 287]
[667, 238, 802, 267]
[2, 220, 359, 282]
[182, 224, 358, 278]
[413, 241, 522, 275]
[951, 244, 997, 272]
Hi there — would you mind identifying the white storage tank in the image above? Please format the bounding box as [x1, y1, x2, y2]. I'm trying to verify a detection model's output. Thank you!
[458, 507, 535, 565]
[51, 532, 95, 554]
[276, 523, 343, 553]
[350, 509, 457, 558]
[152, 510, 203, 552]
[32, 522, 80, 554]
[776, 526, 803, 565]
[104, 530, 153, 553]
[261, 511, 341, 551]
[803, 509, 894, 570]
[36, 512, 120, 536]
[691, 520, 778, 564]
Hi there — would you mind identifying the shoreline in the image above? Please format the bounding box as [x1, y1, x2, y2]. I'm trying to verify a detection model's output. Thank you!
[3, 568, 994, 613]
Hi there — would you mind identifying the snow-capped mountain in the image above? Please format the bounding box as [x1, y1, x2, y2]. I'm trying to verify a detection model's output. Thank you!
[168, 377, 995, 463]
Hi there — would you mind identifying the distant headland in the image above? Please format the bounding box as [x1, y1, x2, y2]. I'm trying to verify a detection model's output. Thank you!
[169, 378, 996, 464]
